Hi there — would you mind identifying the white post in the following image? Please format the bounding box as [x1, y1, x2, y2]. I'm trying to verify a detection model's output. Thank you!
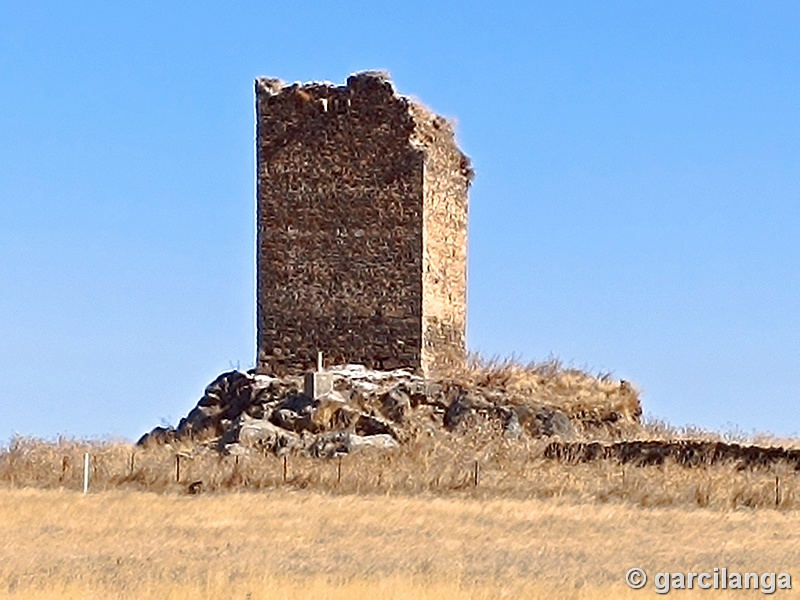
[83, 452, 90, 494]
[317, 351, 323, 372]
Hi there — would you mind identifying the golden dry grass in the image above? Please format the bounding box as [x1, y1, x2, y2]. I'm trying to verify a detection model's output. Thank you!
[3, 435, 799, 511]
[443, 355, 642, 424]
[1, 487, 799, 598]
[4, 412, 800, 597]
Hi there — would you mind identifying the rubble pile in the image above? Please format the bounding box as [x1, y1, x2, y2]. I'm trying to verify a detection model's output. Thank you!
[545, 439, 800, 469]
[138, 364, 642, 457]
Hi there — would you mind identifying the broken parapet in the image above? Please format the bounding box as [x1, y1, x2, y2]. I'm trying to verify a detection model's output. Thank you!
[255, 72, 473, 377]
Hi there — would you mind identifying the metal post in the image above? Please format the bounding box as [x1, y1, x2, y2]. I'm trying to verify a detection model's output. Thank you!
[317, 351, 323, 372]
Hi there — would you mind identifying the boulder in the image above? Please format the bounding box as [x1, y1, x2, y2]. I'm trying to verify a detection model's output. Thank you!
[348, 433, 399, 451]
[515, 405, 574, 437]
[444, 390, 492, 431]
[136, 426, 176, 447]
[237, 416, 302, 454]
[354, 413, 397, 438]
[311, 390, 351, 430]
[269, 408, 318, 434]
[379, 387, 411, 423]
[309, 431, 399, 458]
[543, 409, 574, 437]
[309, 432, 350, 458]
[502, 408, 523, 439]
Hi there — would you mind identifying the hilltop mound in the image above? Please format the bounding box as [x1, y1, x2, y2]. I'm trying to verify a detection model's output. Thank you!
[139, 360, 642, 456]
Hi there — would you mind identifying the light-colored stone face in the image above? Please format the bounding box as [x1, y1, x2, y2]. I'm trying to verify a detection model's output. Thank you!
[255, 72, 471, 376]
[413, 107, 470, 374]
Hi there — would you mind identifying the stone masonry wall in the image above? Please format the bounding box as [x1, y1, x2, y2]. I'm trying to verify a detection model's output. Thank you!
[255, 72, 471, 376]
[413, 105, 471, 373]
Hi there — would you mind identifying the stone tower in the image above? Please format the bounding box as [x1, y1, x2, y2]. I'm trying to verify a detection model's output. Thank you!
[255, 71, 472, 376]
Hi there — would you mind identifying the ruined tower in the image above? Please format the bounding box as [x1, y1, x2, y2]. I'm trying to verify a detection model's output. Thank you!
[255, 72, 471, 376]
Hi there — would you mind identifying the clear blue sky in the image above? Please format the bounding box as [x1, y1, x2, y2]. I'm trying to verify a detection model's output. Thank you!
[2, 1, 799, 442]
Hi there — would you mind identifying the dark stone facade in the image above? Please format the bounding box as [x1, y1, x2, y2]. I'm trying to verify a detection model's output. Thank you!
[255, 72, 471, 376]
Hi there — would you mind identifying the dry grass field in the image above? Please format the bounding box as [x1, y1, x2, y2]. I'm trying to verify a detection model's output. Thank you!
[2, 487, 800, 599]
[4, 434, 800, 510]
[3, 354, 798, 599]
[2, 433, 800, 598]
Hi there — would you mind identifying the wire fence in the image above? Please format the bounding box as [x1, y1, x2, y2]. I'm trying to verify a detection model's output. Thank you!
[0, 436, 797, 510]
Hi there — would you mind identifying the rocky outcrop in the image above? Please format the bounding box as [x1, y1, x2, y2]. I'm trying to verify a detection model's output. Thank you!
[138, 364, 641, 456]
